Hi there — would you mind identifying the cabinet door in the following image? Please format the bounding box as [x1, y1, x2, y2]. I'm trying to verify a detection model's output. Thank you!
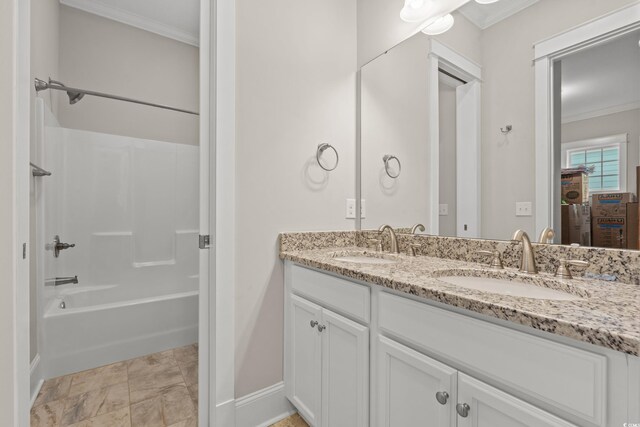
[456, 373, 578, 427]
[320, 309, 369, 427]
[288, 295, 322, 426]
[377, 336, 457, 427]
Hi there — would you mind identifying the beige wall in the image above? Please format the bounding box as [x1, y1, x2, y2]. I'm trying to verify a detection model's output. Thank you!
[0, 0, 17, 423]
[439, 82, 457, 237]
[236, 0, 357, 397]
[479, 0, 638, 240]
[30, 0, 60, 363]
[58, 6, 199, 145]
[562, 108, 640, 196]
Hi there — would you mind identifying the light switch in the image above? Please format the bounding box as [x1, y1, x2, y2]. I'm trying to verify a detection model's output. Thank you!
[516, 202, 532, 217]
[439, 204, 449, 216]
[346, 199, 356, 219]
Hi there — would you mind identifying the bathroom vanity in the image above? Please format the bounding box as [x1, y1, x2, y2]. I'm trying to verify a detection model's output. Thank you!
[280, 232, 640, 427]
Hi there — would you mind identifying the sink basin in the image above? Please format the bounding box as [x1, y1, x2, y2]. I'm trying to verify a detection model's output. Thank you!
[433, 269, 587, 301]
[330, 251, 399, 265]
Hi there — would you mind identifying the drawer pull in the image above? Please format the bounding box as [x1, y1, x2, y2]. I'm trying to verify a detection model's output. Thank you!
[435, 391, 449, 405]
[310, 320, 318, 328]
[317, 324, 326, 332]
[456, 403, 470, 417]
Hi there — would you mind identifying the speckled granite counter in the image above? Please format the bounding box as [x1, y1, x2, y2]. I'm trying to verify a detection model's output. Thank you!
[279, 232, 640, 356]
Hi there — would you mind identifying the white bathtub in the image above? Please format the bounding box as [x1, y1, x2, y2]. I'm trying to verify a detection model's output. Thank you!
[43, 279, 198, 378]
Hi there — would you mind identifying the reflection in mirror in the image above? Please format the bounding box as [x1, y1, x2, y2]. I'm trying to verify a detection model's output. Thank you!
[359, 0, 640, 250]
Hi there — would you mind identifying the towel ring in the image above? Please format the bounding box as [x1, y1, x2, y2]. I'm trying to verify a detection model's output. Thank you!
[383, 155, 401, 178]
[316, 143, 339, 171]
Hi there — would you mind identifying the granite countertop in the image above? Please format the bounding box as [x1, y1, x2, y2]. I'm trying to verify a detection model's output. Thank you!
[280, 246, 640, 356]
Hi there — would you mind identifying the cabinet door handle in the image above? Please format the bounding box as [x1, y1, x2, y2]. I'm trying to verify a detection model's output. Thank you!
[456, 403, 470, 417]
[435, 391, 449, 405]
[310, 320, 318, 328]
[317, 324, 326, 332]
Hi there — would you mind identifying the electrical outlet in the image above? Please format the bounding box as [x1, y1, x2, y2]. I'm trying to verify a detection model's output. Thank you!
[346, 199, 356, 219]
[360, 199, 366, 218]
[515, 202, 532, 217]
[439, 204, 449, 216]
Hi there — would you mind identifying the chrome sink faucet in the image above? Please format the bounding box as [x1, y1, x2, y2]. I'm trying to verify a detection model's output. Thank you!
[378, 224, 399, 253]
[512, 230, 538, 274]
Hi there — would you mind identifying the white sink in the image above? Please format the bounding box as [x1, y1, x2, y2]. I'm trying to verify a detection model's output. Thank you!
[437, 275, 582, 301]
[333, 255, 398, 265]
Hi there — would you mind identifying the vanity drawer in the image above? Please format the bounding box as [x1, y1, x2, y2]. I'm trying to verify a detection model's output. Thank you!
[378, 292, 607, 426]
[290, 264, 370, 324]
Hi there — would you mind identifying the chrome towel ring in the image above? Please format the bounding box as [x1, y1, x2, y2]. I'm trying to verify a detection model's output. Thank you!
[383, 155, 401, 178]
[316, 143, 339, 171]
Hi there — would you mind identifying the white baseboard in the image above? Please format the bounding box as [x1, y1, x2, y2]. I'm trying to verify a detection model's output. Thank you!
[235, 381, 296, 427]
[216, 398, 236, 426]
[30, 354, 44, 408]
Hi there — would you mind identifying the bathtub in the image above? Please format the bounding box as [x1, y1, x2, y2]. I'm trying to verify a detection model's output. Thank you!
[43, 278, 198, 378]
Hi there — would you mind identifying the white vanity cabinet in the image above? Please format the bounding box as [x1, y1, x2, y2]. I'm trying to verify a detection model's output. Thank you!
[284, 262, 633, 427]
[285, 265, 370, 427]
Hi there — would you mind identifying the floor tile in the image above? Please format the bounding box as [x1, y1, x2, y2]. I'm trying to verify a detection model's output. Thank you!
[270, 413, 309, 427]
[60, 382, 129, 425]
[128, 365, 185, 404]
[178, 360, 197, 387]
[130, 397, 163, 427]
[66, 407, 131, 427]
[31, 400, 65, 427]
[35, 376, 72, 407]
[167, 417, 197, 427]
[173, 345, 197, 365]
[127, 350, 177, 379]
[68, 362, 128, 397]
[161, 383, 196, 425]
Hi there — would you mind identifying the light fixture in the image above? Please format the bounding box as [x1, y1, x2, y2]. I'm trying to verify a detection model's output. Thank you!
[475, 0, 500, 3]
[421, 14, 455, 35]
[400, 0, 432, 23]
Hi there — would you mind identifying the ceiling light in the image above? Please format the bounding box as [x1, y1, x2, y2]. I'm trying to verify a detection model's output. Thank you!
[421, 14, 455, 35]
[475, 0, 501, 4]
[400, 0, 432, 23]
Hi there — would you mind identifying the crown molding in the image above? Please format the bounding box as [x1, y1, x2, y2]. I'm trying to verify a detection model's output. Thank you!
[562, 101, 640, 124]
[60, 0, 199, 47]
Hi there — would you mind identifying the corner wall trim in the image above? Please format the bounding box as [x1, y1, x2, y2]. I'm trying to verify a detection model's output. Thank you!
[235, 382, 296, 427]
[30, 354, 44, 408]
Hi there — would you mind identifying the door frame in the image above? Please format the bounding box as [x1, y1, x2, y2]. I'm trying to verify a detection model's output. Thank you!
[13, 1, 228, 425]
[533, 2, 640, 237]
[426, 40, 482, 236]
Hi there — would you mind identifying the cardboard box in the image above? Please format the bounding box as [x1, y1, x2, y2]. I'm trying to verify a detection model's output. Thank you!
[561, 172, 589, 204]
[591, 202, 638, 249]
[591, 192, 637, 217]
[561, 204, 591, 246]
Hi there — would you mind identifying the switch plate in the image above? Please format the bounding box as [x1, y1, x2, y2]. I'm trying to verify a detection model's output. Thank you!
[346, 199, 356, 219]
[360, 199, 366, 218]
[516, 202, 532, 217]
[439, 204, 449, 216]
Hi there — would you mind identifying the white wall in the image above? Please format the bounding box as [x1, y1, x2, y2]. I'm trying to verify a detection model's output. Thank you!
[30, 0, 60, 364]
[236, 0, 357, 397]
[57, 6, 199, 145]
[439, 82, 457, 236]
[361, 34, 430, 229]
[562, 108, 640, 196]
[0, 0, 17, 422]
[479, 0, 638, 240]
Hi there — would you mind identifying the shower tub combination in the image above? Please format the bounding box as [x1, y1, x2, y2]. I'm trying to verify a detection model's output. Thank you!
[39, 123, 199, 378]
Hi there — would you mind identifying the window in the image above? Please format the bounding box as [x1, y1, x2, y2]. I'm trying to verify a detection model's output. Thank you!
[562, 134, 628, 193]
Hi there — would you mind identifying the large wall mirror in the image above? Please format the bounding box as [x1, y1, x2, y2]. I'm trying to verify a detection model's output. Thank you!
[359, 0, 640, 250]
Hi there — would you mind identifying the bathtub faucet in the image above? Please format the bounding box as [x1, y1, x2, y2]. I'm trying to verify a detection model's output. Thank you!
[45, 275, 79, 286]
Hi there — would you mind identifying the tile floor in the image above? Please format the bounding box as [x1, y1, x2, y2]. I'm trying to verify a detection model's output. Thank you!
[31, 344, 308, 427]
[31, 344, 198, 427]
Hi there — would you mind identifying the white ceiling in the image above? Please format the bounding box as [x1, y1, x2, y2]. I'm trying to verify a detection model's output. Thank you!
[561, 29, 640, 122]
[60, 0, 200, 46]
[458, 0, 539, 30]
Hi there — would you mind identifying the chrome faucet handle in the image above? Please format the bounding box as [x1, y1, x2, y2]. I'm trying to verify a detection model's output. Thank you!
[477, 250, 504, 269]
[410, 223, 425, 234]
[408, 243, 421, 257]
[555, 259, 589, 279]
[367, 239, 383, 252]
[538, 227, 555, 244]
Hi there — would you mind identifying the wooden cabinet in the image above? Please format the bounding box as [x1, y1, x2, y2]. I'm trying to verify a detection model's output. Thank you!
[286, 294, 369, 427]
[377, 336, 456, 427]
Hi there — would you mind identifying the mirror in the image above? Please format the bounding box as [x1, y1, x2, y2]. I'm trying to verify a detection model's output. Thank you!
[359, 0, 640, 250]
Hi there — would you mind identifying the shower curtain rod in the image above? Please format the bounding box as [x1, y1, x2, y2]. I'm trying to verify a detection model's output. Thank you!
[34, 78, 199, 116]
